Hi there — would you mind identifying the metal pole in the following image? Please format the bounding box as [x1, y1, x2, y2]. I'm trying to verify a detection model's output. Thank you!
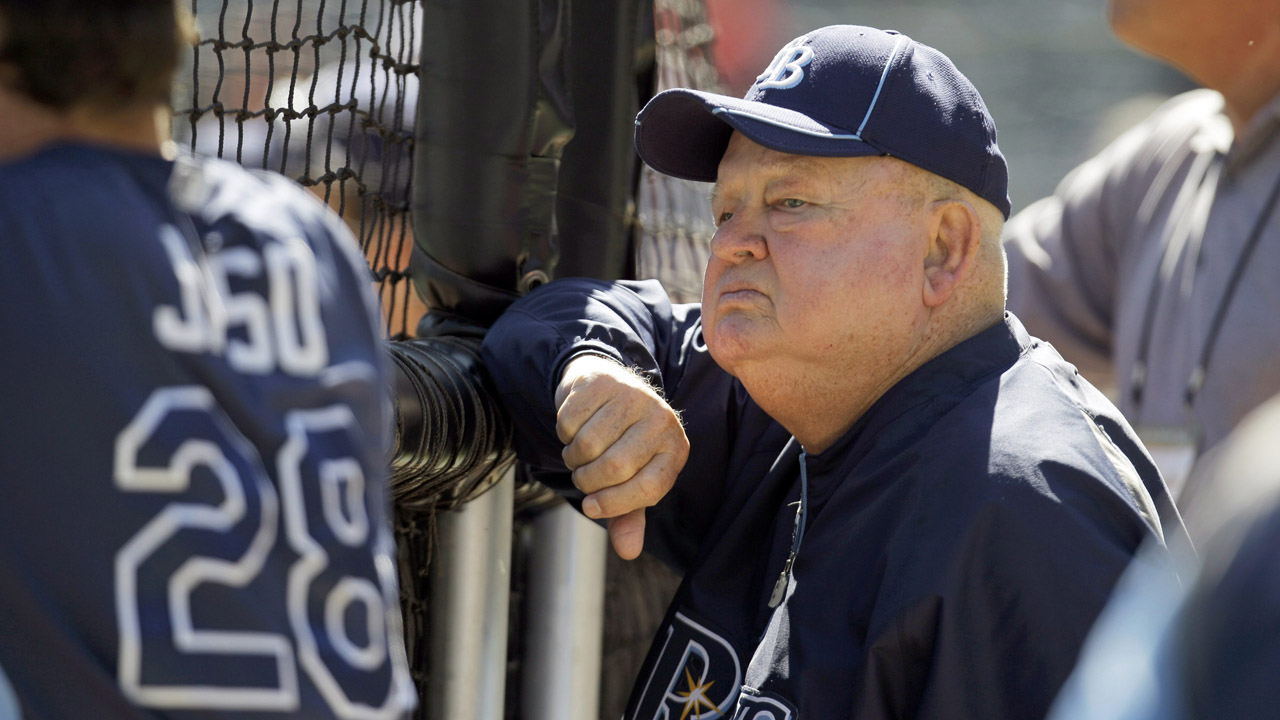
[522, 503, 608, 719]
[424, 469, 515, 720]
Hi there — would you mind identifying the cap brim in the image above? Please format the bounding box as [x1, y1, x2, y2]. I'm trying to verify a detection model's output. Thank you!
[634, 88, 882, 183]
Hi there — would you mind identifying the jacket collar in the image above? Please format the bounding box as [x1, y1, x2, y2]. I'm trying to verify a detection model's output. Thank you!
[805, 312, 1027, 473]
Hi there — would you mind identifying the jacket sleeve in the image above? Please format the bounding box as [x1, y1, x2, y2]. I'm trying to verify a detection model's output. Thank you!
[1002, 89, 1221, 389]
[480, 277, 742, 570]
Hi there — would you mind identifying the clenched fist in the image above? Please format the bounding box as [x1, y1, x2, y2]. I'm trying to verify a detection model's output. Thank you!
[554, 354, 690, 560]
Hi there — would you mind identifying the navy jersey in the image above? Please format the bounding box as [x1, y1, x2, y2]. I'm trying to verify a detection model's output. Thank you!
[0, 144, 415, 719]
[481, 278, 1190, 720]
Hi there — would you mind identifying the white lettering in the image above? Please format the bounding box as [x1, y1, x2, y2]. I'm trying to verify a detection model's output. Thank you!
[755, 42, 814, 91]
[153, 225, 329, 377]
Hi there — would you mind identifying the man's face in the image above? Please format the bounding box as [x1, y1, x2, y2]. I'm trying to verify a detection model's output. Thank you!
[701, 133, 929, 384]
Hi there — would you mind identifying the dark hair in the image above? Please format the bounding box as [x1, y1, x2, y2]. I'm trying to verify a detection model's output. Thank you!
[0, 0, 195, 110]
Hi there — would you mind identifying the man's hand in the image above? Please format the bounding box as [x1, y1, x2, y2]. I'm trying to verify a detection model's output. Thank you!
[554, 354, 690, 560]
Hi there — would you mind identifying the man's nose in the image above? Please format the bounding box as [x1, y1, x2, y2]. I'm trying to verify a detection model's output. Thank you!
[709, 214, 768, 263]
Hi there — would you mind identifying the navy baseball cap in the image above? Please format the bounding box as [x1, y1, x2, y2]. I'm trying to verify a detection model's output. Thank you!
[634, 25, 1011, 218]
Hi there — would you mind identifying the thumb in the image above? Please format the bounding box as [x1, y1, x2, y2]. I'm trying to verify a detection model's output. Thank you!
[606, 508, 646, 560]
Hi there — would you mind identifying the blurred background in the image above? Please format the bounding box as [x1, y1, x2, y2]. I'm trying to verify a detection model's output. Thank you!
[709, 0, 1194, 214]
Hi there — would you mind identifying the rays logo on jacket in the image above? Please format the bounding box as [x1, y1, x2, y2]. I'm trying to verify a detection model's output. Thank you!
[630, 612, 743, 719]
[732, 690, 796, 720]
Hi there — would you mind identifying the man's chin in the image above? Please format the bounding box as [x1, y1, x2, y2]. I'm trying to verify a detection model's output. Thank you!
[705, 327, 764, 378]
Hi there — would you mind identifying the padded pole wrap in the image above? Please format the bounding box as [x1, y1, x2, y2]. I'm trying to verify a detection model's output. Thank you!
[555, 0, 652, 281]
[410, 0, 574, 328]
[387, 333, 514, 509]
[390, 0, 652, 499]
[391, 0, 571, 498]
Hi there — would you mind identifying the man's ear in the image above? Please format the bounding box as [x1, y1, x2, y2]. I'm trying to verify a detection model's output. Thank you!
[921, 199, 981, 308]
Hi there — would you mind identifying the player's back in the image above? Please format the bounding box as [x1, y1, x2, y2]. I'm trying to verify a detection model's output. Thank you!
[0, 144, 415, 719]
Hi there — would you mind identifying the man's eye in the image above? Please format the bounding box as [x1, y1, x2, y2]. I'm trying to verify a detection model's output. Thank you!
[780, 198, 806, 209]
[716, 212, 734, 226]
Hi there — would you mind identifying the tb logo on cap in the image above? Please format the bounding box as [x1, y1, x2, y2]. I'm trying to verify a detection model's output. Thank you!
[755, 40, 814, 90]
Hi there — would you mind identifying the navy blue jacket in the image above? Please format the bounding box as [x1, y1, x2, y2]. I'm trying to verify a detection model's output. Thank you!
[0, 144, 415, 719]
[482, 278, 1187, 719]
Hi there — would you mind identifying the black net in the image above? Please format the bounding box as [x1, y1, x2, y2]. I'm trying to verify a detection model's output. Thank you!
[392, 503, 433, 714]
[635, 0, 722, 304]
[173, 0, 423, 340]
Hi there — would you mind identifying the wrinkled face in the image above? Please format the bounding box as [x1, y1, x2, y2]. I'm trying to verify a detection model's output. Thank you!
[701, 133, 929, 382]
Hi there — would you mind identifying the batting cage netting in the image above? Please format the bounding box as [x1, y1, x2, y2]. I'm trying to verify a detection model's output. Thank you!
[639, 0, 720, 304]
[172, 1, 721, 717]
[174, 0, 423, 341]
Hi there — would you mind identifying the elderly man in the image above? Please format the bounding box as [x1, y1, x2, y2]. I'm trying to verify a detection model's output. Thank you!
[482, 25, 1185, 718]
[1004, 0, 1280, 507]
